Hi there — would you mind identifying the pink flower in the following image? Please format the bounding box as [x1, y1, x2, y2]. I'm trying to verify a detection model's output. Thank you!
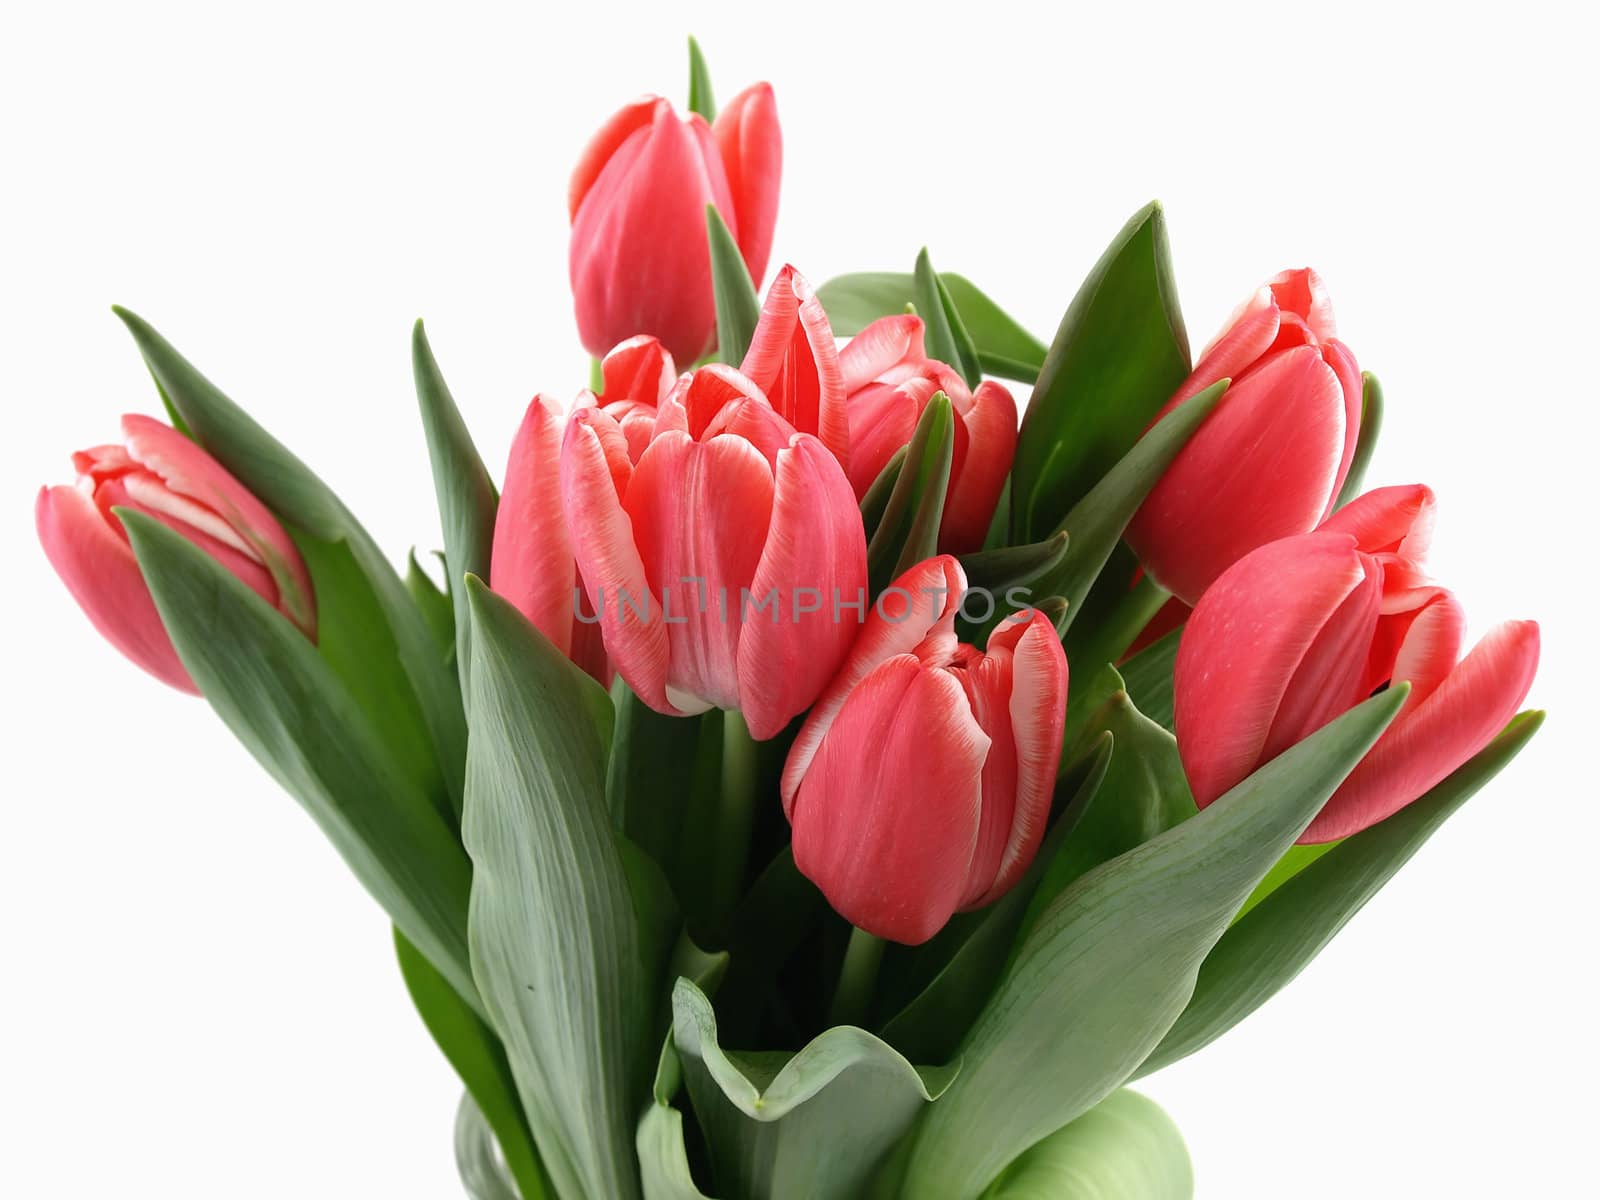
[560, 364, 865, 739]
[739, 265, 851, 471]
[1126, 268, 1363, 604]
[593, 334, 679, 463]
[1174, 487, 1538, 842]
[37, 415, 315, 692]
[781, 556, 1068, 944]
[838, 315, 1017, 553]
[569, 87, 780, 365]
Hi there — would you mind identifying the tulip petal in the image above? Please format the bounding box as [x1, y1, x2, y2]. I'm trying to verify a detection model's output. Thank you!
[37, 483, 197, 692]
[1321, 483, 1437, 560]
[492, 396, 580, 658]
[737, 434, 868, 740]
[1320, 339, 1364, 518]
[839, 315, 926, 393]
[790, 655, 988, 945]
[1183, 285, 1281, 405]
[781, 555, 967, 812]
[1175, 533, 1369, 807]
[626, 431, 775, 714]
[1306, 619, 1540, 842]
[1267, 267, 1337, 341]
[1388, 591, 1466, 710]
[711, 82, 781, 288]
[962, 610, 1067, 908]
[562, 411, 674, 713]
[941, 380, 1017, 554]
[121, 414, 315, 635]
[600, 334, 676, 405]
[844, 380, 922, 498]
[567, 95, 662, 220]
[1129, 346, 1348, 604]
[740, 266, 850, 470]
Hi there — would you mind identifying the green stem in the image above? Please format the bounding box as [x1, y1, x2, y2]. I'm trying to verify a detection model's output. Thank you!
[712, 709, 759, 929]
[829, 926, 886, 1028]
[588, 355, 604, 394]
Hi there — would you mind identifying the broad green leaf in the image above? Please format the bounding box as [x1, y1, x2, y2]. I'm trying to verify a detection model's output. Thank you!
[900, 687, 1408, 1199]
[1118, 628, 1182, 732]
[121, 511, 477, 1010]
[957, 531, 1069, 595]
[395, 929, 549, 1200]
[673, 979, 957, 1200]
[707, 207, 760, 365]
[815, 271, 1047, 382]
[1137, 710, 1543, 1078]
[462, 578, 648, 1200]
[914, 248, 982, 389]
[859, 447, 908, 542]
[980, 1090, 1191, 1200]
[867, 393, 953, 594]
[406, 549, 457, 661]
[1233, 841, 1338, 922]
[687, 35, 716, 122]
[878, 742, 1111, 1065]
[715, 848, 829, 1046]
[413, 320, 500, 689]
[637, 953, 728, 1200]
[112, 306, 468, 810]
[1058, 549, 1169, 684]
[1029, 382, 1226, 636]
[1012, 203, 1191, 540]
[456, 1095, 524, 1200]
[1024, 676, 1196, 940]
[1334, 371, 1385, 510]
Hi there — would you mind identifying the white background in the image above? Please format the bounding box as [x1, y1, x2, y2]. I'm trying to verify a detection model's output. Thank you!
[3, 2, 1595, 1196]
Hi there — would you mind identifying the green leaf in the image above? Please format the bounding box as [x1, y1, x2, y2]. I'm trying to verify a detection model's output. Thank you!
[707, 206, 760, 365]
[456, 1095, 525, 1200]
[1137, 710, 1544, 1078]
[715, 848, 829, 1046]
[1024, 675, 1196, 939]
[1058, 549, 1169, 684]
[914, 249, 983, 389]
[462, 577, 649, 1200]
[111, 306, 468, 811]
[867, 393, 953, 594]
[815, 272, 1046, 382]
[1334, 371, 1385, 509]
[637, 955, 728, 1200]
[121, 511, 477, 1011]
[859, 447, 908, 543]
[979, 1090, 1191, 1200]
[1118, 628, 1182, 732]
[413, 320, 500, 690]
[687, 35, 716, 122]
[395, 929, 549, 1200]
[957, 530, 1069, 596]
[1012, 203, 1191, 540]
[1030, 381, 1227, 635]
[406, 550, 457, 661]
[673, 978, 957, 1200]
[899, 687, 1409, 1200]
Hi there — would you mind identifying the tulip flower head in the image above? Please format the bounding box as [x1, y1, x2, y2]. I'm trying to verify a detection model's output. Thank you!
[839, 314, 1017, 553]
[561, 363, 866, 740]
[781, 556, 1069, 944]
[36, 415, 315, 693]
[1175, 486, 1538, 842]
[569, 86, 781, 365]
[1126, 268, 1363, 604]
[594, 334, 679, 463]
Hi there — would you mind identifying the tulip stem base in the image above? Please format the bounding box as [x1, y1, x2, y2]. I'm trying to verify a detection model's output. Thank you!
[829, 926, 885, 1029]
[712, 709, 759, 932]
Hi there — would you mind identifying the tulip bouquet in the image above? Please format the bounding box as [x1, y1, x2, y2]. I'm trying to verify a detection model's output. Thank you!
[37, 39, 1543, 1200]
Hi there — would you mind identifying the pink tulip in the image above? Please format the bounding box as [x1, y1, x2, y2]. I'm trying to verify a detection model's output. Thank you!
[560, 363, 866, 739]
[1126, 268, 1363, 605]
[569, 86, 781, 365]
[781, 556, 1068, 944]
[36, 414, 315, 693]
[739, 265, 851, 470]
[594, 334, 679, 462]
[1174, 488, 1538, 843]
[838, 314, 1017, 553]
[490, 395, 610, 684]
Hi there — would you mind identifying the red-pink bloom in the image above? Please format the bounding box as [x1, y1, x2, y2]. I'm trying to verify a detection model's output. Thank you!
[739, 265, 851, 470]
[593, 335, 679, 462]
[781, 557, 1068, 944]
[560, 364, 865, 740]
[1126, 268, 1363, 605]
[1174, 487, 1538, 843]
[36, 414, 315, 693]
[839, 315, 1017, 553]
[490, 395, 610, 684]
[569, 87, 781, 365]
